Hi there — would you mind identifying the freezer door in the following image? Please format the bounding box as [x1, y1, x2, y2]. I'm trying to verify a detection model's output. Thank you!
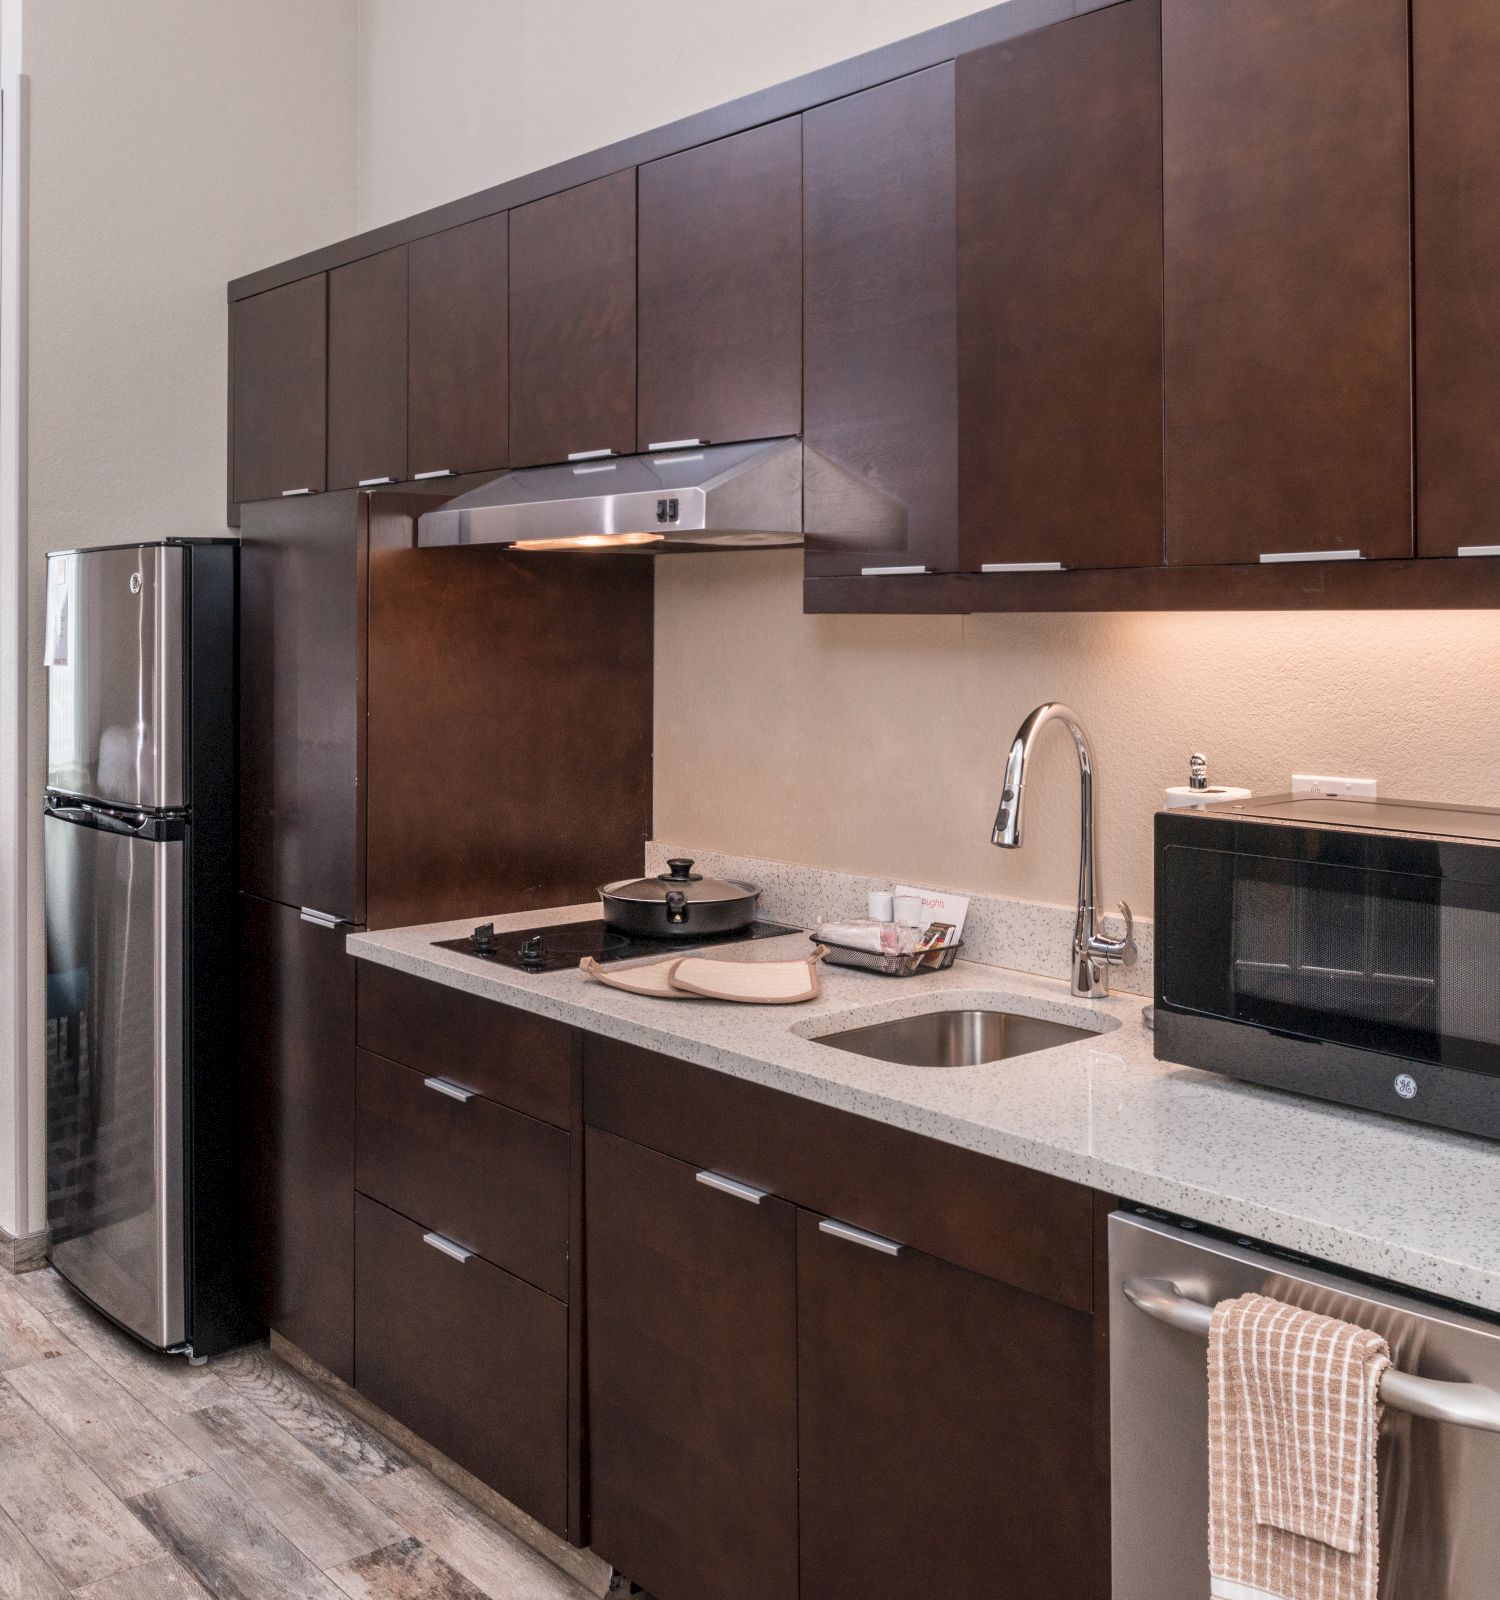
[45, 545, 186, 809]
[44, 807, 186, 1349]
[1111, 1211, 1500, 1600]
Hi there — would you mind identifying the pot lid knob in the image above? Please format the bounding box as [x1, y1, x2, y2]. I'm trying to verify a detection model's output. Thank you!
[659, 857, 703, 883]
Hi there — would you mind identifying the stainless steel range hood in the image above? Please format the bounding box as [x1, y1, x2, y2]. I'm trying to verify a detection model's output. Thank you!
[417, 437, 804, 552]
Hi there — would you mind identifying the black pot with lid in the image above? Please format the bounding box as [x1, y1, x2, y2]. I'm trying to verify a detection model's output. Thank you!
[599, 858, 761, 938]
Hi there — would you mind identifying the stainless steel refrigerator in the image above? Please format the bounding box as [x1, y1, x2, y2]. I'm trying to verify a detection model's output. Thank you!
[43, 540, 254, 1359]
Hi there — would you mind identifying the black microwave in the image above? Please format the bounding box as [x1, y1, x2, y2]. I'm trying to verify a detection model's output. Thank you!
[1155, 795, 1500, 1140]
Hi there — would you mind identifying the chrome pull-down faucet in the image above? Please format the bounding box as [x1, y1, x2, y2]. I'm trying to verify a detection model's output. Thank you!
[992, 702, 1134, 998]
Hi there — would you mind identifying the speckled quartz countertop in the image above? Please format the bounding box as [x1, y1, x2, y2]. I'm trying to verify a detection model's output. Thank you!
[349, 907, 1500, 1315]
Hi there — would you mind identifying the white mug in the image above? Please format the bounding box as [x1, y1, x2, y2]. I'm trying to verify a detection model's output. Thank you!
[867, 890, 895, 921]
[892, 893, 923, 927]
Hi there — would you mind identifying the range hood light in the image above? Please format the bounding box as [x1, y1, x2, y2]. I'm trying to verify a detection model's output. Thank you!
[509, 531, 665, 552]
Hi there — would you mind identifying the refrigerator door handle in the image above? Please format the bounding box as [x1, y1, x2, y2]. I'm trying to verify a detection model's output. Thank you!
[46, 799, 161, 838]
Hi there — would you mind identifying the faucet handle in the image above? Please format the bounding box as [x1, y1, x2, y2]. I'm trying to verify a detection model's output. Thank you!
[1087, 901, 1136, 967]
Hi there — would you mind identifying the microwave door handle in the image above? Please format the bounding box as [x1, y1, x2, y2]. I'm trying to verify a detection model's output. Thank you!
[1122, 1277, 1500, 1435]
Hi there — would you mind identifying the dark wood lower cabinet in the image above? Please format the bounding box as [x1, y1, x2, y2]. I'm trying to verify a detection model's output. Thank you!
[240, 895, 356, 1385]
[797, 1209, 1105, 1600]
[354, 1194, 569, 1536]
[584, 1128, 799, 1600]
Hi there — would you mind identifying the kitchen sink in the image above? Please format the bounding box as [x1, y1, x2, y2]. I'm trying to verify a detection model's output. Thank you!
[814, 1007, 1097, 1068]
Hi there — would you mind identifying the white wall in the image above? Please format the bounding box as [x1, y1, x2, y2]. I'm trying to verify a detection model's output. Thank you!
[354, 0, 1002, 230]
[1, 0, 358, 1237]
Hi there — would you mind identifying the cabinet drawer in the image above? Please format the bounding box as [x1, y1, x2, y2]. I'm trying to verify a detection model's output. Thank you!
[356, 963, 574, 1128]
[584, 1035, 1094, 1312]
[354, 1195, 569, 1535]
[356, 1049, 569, 1298]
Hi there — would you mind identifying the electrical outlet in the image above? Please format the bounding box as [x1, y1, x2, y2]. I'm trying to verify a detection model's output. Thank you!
[1292, 774, 1378, 800]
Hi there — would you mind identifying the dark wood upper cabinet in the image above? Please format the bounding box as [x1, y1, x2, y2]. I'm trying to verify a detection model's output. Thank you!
[408, 213, 509, 478]
[797, 1209, 1106, 1600]
[509, 171, 636, 467]
[240, 894, 356, 1385]
[803, 64, 957, 579]
[958, 0, 1163, 572]
[1163, 0, 1412, 565]
[1413, 0, 1500, 557]
[327, 246, 409, 490]
[231, 275, 327, 505]
[636, 119, 802, 451]
[585, 1128, 799, 1600]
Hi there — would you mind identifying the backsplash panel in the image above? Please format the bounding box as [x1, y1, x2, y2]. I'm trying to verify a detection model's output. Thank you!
[646, 841, 1154, 997]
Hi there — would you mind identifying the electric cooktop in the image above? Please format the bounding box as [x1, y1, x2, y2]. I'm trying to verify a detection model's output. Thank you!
[433, 917, 801, 974]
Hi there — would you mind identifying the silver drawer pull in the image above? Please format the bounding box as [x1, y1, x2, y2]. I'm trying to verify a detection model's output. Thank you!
[280, 487, 313, 497]
[819, 1217, 902, 1257]
[648, 438, 706, 452]
[298, 907, 343, 929]
[981, 561, 1065, 573]
[423, 1076, 476, 1103]
[1258, 549, 1362, 564]
[358, 475, 396, 487]
[695, 1170, 768, 1205]
[1123, 1277, 1500, 1434]
[422, 1232, 474, 1264]
[413, 467, 456, 480]
[568, 448, 616, 462]
[860, 565, 927, 577]
[1457, 545, 1500, 558]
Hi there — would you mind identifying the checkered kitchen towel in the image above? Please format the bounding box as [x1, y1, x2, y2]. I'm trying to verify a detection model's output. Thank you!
[1209, 1293, 1390, 1600]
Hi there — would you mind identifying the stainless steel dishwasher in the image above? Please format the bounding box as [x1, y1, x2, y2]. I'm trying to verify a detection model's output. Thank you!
[1110, 1210, 1500, 1598]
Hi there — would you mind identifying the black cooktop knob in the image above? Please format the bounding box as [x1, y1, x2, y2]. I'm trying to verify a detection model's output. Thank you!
[471, 922, 497, 954]
[519, 934, 547, 968]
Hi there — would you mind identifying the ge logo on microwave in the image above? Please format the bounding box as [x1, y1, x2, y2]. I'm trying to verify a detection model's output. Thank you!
[1393, 1073, 1418, 1101]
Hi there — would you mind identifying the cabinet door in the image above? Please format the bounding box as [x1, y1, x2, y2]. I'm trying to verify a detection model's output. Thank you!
[231, 275, 326, 505]
[1163, 0, 1412, 564]
[240, 895, 356, 1383]
[1413, 0, 1500, 556]
[637, 119, 802, 451]
[327, 247, 408, 490]
[958, 1, 1163, 572]
[797, 1209, 1105, 1600]
[355, 1195, 569, 1535]
[239, 492, 364, 922]
[585, 1129, 798, 1600]
[803, 65, 956, 580]
[408, 213, 509, 478]
[509, 171, 636, 466]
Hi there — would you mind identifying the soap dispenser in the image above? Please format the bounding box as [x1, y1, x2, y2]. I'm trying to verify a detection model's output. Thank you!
[1164, 753, 1251, 810]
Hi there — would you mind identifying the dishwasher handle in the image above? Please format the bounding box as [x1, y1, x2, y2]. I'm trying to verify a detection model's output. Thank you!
[1123, 1276, 1500, 1435]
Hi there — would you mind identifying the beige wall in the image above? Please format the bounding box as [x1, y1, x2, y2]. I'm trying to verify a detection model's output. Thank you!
[3, 0, 358, 1235]
[654, 552, 1500, 910]
[354, 0, 997, 230]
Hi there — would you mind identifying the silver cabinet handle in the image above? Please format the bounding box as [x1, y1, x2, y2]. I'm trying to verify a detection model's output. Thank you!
[695, 1170, 769, 1205]
[1258, 549, 1362, 563]
[1122, 1277, 1500, 1434]
[298, 907, 343, 929]
[980, 561, 1065, 573]
[423, 1076, 476, 1103]
[648, 438, 706, 452]
[413, 467, 455, 480]
[358, 475, 396, 487]
[1458, 545, 1500, 558]
[819, 1217, 902, 1257]
[568, 448, 616, 461]
[859, 565, 928, 577]
[280, 487, 313, 497]
[422, 1232, 474, 1264]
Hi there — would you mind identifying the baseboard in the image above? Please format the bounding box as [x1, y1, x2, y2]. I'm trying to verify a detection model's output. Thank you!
[0, 1223, 47, 1275]
[269, 1331, 613, 1598]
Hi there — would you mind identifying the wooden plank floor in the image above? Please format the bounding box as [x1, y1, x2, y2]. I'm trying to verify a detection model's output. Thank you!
[0, 1270, 595, 1600]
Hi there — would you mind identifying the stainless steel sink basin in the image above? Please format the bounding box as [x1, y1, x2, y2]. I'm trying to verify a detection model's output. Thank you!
[815, 1007, 1096, 1067]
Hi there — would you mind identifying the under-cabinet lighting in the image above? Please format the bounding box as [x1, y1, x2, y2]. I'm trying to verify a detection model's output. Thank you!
[509, 532, 665, 551]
